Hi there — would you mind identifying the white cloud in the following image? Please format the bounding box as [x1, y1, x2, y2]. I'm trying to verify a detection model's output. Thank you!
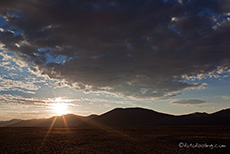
[66, 97, 135, 105]
[0, 51, 11, 61]
[0, 61, 12, 70]
[170, 99, 207, 105]
[0, 50, 29, 71]
[15, 43, 20, 48]
[185, 83, 208, 90]
[178, 0, 183, 4]
[221, 96, 230, 100]
[0, 94, 45, 105]
[217, 66, 230, 74]
[0, 76, 39, 93]
[182, 66, 230, 82]
[0, 95, 81, 107]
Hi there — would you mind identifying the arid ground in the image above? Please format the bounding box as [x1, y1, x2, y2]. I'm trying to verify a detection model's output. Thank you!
[0, 126, 229, 154]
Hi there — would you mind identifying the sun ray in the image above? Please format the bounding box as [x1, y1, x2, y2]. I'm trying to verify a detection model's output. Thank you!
[38, 116, 57, 153]
[61, 115, 68, 128]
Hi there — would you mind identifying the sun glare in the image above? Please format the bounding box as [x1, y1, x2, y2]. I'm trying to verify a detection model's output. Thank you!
[48, 97, 73, 115]
[50, 97, 72, 103]
[51, 103, 69, 116]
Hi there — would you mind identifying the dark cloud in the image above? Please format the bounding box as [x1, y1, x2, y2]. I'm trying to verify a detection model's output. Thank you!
[0, 0, 230, 99]
[170, 99, 206, 105]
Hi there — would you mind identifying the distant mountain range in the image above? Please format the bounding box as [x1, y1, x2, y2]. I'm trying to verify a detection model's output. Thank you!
[1, 107, 230, 127]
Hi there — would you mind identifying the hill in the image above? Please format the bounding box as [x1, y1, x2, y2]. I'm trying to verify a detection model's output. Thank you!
[7, 114, 94, 127]
[2, 107, 230, 127]
[0, 119, 21, 127]
[90, 107, 173, 126]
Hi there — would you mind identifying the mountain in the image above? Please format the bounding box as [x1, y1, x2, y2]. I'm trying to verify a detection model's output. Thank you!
[150, 108, 230, 126]
[90, 107, 173, 126]
[0, 119, 21, 127]
[7, 114, 96, 127]
[211, 108, 230, 116]
[2, 107, 230, 127]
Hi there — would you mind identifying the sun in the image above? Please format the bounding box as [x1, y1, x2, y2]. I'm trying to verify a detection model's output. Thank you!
[48, 97, 72, 116]
[51, 103, 69, 116]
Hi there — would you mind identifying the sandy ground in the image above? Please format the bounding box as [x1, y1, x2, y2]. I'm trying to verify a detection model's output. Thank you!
[0, 126, 229, 154]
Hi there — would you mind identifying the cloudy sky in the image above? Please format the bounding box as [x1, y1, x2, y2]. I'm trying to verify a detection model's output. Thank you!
[0, 0, 230, 120]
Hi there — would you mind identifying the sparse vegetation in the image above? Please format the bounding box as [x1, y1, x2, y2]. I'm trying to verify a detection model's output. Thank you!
[0, 126, 229, 153]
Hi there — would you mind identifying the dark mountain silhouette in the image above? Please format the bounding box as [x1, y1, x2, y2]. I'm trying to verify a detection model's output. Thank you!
[211, 108, 230, 116]
[150, 108, 230, 126]
[90, 108, 173, 126]
[0, 119, 21, 127]
[7, 114, 94, 127]
[2, 107, 230, 127]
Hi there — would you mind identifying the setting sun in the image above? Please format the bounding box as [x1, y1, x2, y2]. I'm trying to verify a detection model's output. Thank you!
[51, 103, 69, 116]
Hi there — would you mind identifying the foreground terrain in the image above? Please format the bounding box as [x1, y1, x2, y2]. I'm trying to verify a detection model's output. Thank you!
[0, 126, 229, 154]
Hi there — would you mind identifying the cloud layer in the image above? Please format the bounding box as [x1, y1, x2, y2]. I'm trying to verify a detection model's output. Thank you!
[0, 0, 230, 99]
[171, 99, 206, 105]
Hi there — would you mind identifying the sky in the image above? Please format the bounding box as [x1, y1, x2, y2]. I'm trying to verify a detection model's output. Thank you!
[0, 0, 230, 120]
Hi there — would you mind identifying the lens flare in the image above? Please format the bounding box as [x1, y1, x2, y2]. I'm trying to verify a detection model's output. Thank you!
[51, 103, 69, 116]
